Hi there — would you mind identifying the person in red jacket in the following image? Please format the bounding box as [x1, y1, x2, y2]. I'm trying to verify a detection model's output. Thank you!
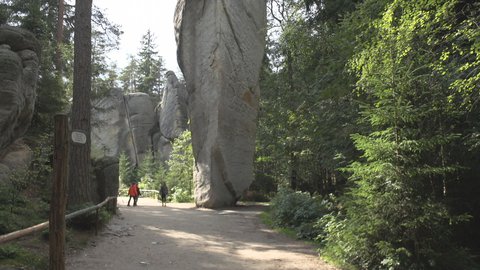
[127, 182, 141, 206]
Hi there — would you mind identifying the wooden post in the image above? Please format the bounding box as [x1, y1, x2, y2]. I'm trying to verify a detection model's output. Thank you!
[95, 209, 99, 236]
[49, 114, 69, 270]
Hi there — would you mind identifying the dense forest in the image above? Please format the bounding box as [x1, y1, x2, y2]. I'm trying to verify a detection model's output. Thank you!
[0, 0, 479, 269]
[257, 0, 480, 269]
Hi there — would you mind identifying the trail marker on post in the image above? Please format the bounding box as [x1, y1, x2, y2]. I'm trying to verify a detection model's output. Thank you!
[71, 130, 86, 144]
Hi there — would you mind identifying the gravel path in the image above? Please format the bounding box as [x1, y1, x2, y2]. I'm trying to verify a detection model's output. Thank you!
[66, 197, 337, 270]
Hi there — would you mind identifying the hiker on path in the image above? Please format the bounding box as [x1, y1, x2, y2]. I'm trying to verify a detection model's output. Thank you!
[159, 182, 169, 207]
[127, 182, 141, 206]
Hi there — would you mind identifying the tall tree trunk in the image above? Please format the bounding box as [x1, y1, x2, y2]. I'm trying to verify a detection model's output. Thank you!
[68, 0, 93, 207]
[286, 49, 298, 190]
[55, 0, 64, 72]
[290, 152, 298, 190]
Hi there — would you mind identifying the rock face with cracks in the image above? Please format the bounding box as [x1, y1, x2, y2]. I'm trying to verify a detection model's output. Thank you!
[91, 75, 188, 167]
[175, 0, 267, 207]
[155, 71, 189, 163]
[91, 90, 155, 166]
[0, 26, 40, 184]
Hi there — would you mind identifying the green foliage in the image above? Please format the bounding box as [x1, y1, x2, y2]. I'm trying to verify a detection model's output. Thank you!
[91, 5, 121, 98]
[0, 244, 47, 269]
[120, 30, 166, 100]
[0, 137, 52, 234]
[3, 0, 69, 137]
[269, 188, 334, 239]
[118, 152, 134, 187]
[318, 0, 480, 269]
[137, 152, 158, 189]
[258, 0, 360, 194]
[165, 130, 194, 202]
[169, 187, 192, 203]
[122, 130, 193, 203]
[136, 152, 169, 192]
[119, 55, 138, 93]
[1, 1, 122, 136]
[260, 0, 480, 269]
[136, 30, 166, 97]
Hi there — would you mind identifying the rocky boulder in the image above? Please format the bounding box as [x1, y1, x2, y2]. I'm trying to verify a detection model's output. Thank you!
[123, 93, 156, 164]
[154, 71, 188, 163]
[92, 90, 156, 166]
[0, 139, 33, 182]
[175, 0, 267, 207]
[0, 26, 40, 156]
[91, 89, 130, 159]
[0, 26, 40, 183]
[159, 71, 188, 140]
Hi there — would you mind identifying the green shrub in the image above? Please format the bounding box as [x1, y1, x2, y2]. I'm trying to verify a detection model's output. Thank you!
[0, 244, 47, 269]
[269, 188, 334, 239]
[0, 245, 18, 259]
[170, 187, 193, 203]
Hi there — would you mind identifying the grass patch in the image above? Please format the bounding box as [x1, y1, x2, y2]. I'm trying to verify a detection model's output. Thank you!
[259, 211, 273, 227]
[260, 209, 311, 240]
[0, 238, 48, 269]
[0, 207, 115, 269]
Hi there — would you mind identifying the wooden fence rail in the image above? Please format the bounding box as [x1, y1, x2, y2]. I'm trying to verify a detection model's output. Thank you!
[118, 188, 159, 198]
[0, 196, 116, 245]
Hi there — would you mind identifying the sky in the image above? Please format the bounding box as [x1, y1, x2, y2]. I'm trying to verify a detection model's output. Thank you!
[94, 0, 180, 73]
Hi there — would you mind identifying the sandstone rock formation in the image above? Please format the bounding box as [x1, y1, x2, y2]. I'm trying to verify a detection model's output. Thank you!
[91, 76, 188, 167]
[123, 93, 156, 164]
[91, 89, 129, 159]
[155, 71, 189, 162]
[0, 26, 40, 183]
[91, 90, 155, 166]
[175, 0, 267, 207]
[159, 71, 188, 140]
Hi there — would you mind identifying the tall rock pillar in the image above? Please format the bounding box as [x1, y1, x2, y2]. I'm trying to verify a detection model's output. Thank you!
[175, 0, 266, 207]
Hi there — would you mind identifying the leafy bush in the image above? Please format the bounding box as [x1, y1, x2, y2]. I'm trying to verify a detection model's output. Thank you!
[0, 138, 51, 234]
[269, 188, 334, 239]
[170, 187, 193, 203]
[0, 244, 47, 268]
[0, 245, 18, 259]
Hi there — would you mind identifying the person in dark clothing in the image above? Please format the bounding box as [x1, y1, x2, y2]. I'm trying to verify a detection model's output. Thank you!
[159, 182, 169, 207]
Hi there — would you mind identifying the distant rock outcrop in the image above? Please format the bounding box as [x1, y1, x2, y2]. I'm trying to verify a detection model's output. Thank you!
[91, 89, 129, 159]
[0, 26, 40, 183]
[159, 71, 188, 140]
[175, 0, 267, 207]
[92, 72, 188, 167]
[124, 93, 156, 164]
[155, 71, 189, 162]
[92, 90, 155, 165]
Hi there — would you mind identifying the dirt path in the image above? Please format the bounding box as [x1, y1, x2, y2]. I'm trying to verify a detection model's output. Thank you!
[66, 197, 337, 270]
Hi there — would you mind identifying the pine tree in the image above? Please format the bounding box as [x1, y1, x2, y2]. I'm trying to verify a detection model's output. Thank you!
[119, 55, 138, 93]
[136, 30, 166, 97]
[118, 152, 134, 187]
[137, 152, 157, 189]
[166, 130, 194, 202]
[68, 0, 93, 206]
